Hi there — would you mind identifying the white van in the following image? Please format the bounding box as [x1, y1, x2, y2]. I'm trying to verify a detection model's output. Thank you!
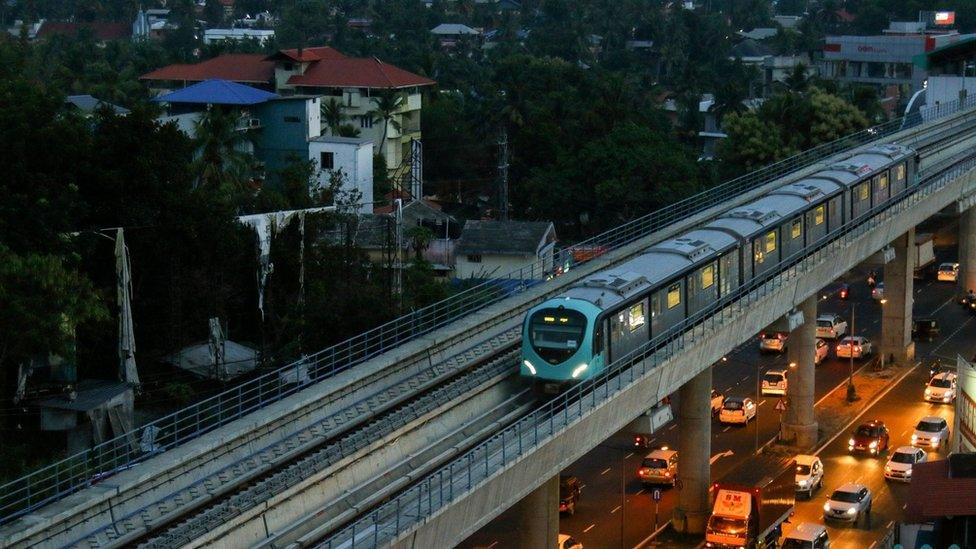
[782, 522, 830, 548]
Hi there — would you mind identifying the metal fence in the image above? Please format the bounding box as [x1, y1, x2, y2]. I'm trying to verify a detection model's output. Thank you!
[2, 96, 975, 526]
[319, 154, 976, 548]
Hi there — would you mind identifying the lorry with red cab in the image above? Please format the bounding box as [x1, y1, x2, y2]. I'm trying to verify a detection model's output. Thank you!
[705, 456, 795, 549]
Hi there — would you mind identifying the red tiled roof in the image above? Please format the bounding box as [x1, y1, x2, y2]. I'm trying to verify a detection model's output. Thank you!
[288, 57, 436, 89]
[267, 46, 347, 63]
[140, 54, 275, 84]
[37, 21, 131, 41]
[905, 460, 976, 522]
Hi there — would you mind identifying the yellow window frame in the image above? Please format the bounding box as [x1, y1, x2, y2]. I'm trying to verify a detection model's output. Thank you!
[667, 283, 681, 309]
[791, 218, 802, 239]
[814, 205, 825, 225]
[701, 264, 715, 289]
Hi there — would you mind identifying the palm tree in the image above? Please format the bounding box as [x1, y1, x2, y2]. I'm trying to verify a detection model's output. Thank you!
[320, 97, 346, 135]
[406, 225, 434, 262]
[337, 123, 361, 138]
[369, 90, 405, 156]
[192, 107, 251, 191]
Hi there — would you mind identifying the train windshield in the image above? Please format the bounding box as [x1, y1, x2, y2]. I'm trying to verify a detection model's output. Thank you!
[529, 308, 587, 364]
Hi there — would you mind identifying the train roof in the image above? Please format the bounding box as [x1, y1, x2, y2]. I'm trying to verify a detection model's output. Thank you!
[706, 193, 810, 240]
[771, 178, 843, 200]
[813, 144, 913, 188]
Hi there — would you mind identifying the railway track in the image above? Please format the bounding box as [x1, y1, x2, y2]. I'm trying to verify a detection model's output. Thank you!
[7, 106, 976, 549]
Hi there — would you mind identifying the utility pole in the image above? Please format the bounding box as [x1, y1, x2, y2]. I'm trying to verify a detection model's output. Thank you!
[497, 128, 509, 221]
[393, 198, 403, 308]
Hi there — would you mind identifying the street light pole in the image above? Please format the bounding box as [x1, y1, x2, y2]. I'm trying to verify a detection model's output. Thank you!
[756, 360, 761, 454]
[847, 302, 858, 402]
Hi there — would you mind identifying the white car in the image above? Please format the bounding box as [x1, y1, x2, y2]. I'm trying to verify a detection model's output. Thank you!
[759, 330, 789, 353]
[937, 262, 960, 282]
[719, 397, 757, 425]
[794, 455, 824, 498]
[924, 373, 957, 403]
[558, 534, 583, 549]
[711, 389, 725, 414]
[912, 416, 950, 449]
[782, 522, 831, 549]
[884, 446, 927, 482]
[823, 483, 872, 525]
[836, 336, 872, 359]
[814, 338, 829, 365]
[816, 314, 847, 339]
[636, 448, 679, 486]
[761, 370, 788, 396]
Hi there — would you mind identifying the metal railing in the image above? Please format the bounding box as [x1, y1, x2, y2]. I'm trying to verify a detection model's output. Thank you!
[2, 95, 975, 526]
[320, 155, 976, 548]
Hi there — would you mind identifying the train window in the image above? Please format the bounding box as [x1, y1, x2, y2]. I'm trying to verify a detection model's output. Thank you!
[628, 303, 645, 331]
[895, 163, 906, 182]
[764, 231, 776, 253]
[791, 218, 802, 239]
[814, 205, 825, 225]
[701, 264, 715, 289]
[667, 283, 681, 309]
[879, 172, 889, 189]
[858, 183, 869, 201]
[754, 240, 765, 265]
[529, 309, 587, 364]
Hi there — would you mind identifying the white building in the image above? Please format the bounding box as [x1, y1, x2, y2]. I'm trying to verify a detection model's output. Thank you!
[203, 28, 275, 45]
[308, 136, 374, 212]
[454, 220, 556, 280]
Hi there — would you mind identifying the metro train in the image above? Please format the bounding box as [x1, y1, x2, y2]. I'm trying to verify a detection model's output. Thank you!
[521, 144, 918, 393]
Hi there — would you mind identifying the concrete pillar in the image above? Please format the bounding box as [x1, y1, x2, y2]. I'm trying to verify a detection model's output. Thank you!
[515, 475, 558, 548]
[881, 229, 916, 365]
[781, 295, 818, 449]
[960, 207, 976, 294]
[672, 366, 712, 535]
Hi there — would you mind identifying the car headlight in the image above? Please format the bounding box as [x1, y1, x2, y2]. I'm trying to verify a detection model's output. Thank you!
[823, 502, 831, 512]
[798, 479, 808, 486]
[847, 507, 857, 515]
[944, 395, 952, 401]
[912, 434, 918, 443]
[869, 441, 878, 449]
[849, 438, 856, 446]
[931, 437, 940, 444]
[925, 389, 932, 395]
[885, 465, 891, 472]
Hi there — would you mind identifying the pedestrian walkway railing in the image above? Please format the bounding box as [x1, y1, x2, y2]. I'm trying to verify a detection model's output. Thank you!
[2, 95, 975, 527]
[319, 154, 976, 548]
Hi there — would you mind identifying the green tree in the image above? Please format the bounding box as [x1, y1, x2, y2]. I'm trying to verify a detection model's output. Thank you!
[807, 87, 870, 143]
[719, 111, 796, 172]
[320, 98, 347, 136]
[405, 225, 434, 261]
[0, 245, 107, 399]
[369, 90, 405, 155]
[192, 108, 252, 192]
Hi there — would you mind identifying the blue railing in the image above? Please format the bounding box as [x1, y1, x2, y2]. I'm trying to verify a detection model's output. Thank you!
[2, 94, 975, 526]
[320, 154, 976, 548]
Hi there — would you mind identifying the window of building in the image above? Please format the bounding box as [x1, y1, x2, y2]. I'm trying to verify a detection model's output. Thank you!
[628, 303, 645, 331]
[667, 283, 681, 309]
[859, 183, 870, 201]
[765, 231, 776, 253]
[791, 218, 802, 239]
[814, 205, 826, 225]
[284, 115, 301, 123]
[283, 62, 294, 71]
[467, 254, 482, 263]
[320, 152, 334, 170]
[701, 264, 715, 289]
[360, 115, 374, 129]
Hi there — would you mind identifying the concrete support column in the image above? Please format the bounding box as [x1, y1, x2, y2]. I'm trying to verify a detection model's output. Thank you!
[960, 207, 976, 294]
[881, 229, 916, 365]
[781, 295, 819, 449]
[515, 475, 559, 548]
[672, 366, 712, 535]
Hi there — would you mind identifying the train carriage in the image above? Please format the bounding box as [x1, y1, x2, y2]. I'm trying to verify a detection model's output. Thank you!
[521, 143, 917, 392]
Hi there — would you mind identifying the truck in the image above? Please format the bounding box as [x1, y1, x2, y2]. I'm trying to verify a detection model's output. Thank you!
[704, 455, 795, 549]
[913, 233, 935, 279]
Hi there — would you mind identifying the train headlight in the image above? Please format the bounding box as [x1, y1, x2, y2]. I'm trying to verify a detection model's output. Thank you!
[571, 363, 589, 379]
[523, 360, 536, 375]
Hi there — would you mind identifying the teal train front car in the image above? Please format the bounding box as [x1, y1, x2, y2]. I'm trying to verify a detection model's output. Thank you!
[521, 297, 605, 393]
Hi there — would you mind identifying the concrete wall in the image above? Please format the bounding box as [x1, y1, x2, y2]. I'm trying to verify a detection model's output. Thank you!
[308, 137, 374, 212]
[454, 249, 552, 280]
